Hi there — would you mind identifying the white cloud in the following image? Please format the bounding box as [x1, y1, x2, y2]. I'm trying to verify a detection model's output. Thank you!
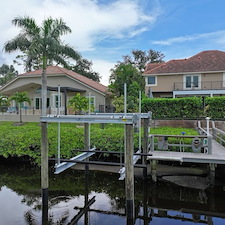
[91, 59, 115, 86]
[0, 0, 161, 84]
[152, 30, 225, 46]
[0, 0, 160, 51]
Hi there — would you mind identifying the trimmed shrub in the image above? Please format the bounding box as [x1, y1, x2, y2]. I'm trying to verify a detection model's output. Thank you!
[205, 97, 225, 119]
[141, 97, 203, 119]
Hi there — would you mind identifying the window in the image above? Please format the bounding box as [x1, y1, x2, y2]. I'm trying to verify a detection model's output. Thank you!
[146, 76, 157, 86]
[52, 94, 62, 108]
[184, 75, 200, 89]
[35, 97, 50, 109]
[35, 98, 41, 109]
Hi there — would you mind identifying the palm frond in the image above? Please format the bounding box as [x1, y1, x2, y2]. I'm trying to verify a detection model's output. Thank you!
[12, 16, 40, 37]
[4, 34, 30, 52]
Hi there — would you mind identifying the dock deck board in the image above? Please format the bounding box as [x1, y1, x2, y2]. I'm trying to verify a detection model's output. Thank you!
[148, 140, 225, 164]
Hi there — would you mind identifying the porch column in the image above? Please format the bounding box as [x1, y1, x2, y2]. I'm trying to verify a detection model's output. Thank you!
[64, 88, 67, 115]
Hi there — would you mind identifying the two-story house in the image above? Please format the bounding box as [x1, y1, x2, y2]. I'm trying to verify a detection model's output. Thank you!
[143, 50, 225, 98]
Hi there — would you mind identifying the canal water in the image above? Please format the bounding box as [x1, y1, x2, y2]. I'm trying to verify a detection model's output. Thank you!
[0, 160, 225, 225]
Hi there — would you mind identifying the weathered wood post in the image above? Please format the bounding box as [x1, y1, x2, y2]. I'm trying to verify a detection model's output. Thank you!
[143, 117, 150, 179]
[125, 124, 134, 224]
[41, 122, 48, 200]
[41, 67, 48, 223]
[84, 123, 90, 171]
[84, 123, 90, 151]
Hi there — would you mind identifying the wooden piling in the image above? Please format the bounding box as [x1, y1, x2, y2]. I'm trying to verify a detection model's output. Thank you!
[143, 118, 149, 179]
[84, 123, 90, 172]
[125, 124, 134, 223]
[41, 121, 48, 204]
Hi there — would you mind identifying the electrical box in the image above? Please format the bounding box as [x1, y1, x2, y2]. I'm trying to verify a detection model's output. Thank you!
[158, 136, 168, 150]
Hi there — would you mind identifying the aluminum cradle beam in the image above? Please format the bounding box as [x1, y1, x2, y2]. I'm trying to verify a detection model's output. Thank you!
[119, 149, 141, 180]
[55, 148, 96, 174]
[41, 114, 139, 125]
[94, 112, 152, 119]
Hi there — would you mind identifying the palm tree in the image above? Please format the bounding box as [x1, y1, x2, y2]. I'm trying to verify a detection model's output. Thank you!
[4, 16, 80, 117]
[0, 95, 9, 113]
[68, 93, 89, 114]
[4, 16, 80, 214]
[10, 92, 31, 123]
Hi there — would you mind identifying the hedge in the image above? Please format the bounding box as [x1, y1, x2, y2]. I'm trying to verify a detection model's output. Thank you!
[205, 96, 225, 119]
[141, 97, 203, 119]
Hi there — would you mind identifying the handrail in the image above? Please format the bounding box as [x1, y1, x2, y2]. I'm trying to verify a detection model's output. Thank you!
[148, 132, 212, 154]
[212, 121, 225, 146]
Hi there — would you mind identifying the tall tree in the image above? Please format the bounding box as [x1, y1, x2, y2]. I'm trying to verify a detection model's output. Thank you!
[71, 57, 101, 82]
[10, 92, 31, 123]
[109, 63, 144, 112]
[109, 63, 145, 97]
[116, 49, 165, 72]
[0, 64, 18, 86]
[4, 16, 80, 207]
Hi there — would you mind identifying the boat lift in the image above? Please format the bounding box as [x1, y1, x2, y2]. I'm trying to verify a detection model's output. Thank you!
[41, 84, 152, 177]
[41, 112, 152, 175]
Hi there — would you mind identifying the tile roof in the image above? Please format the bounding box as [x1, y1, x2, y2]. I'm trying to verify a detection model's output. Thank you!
[20, 66, 107, 93]
[144, 50, 225, 75]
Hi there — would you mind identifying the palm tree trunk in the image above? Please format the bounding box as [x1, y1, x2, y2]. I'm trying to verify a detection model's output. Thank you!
[19, 105, 22, 123]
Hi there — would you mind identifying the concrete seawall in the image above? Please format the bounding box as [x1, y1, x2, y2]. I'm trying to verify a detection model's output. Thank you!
[0, 114, 40, 122]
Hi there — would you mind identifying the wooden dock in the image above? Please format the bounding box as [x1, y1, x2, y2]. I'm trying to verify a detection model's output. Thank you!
[148, 139, 225, 164]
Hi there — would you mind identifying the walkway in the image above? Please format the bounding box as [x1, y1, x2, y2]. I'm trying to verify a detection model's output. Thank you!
[148, 139, 225, 165]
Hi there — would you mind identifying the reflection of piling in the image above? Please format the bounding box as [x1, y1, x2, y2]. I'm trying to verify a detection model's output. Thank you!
[42, 200, 48, 225]
[209, 163, 216, 186]
[125, 124, 134, 224]
[150, 160, 157, 182]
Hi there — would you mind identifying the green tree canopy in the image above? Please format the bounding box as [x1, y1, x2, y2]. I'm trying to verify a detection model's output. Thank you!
[109, 63, 144, 113]
[109, 63, 145, 97]
[116, 49, 165, 72]
[71, 57, 101, 82]
[0, 64, 18, 86]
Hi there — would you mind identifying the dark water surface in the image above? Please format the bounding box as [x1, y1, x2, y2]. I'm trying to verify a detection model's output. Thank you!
[0, 160, 225, 225]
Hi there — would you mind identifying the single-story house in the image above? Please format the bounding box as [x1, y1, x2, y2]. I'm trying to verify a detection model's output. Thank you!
[0, 66, 113, 115]
[143, 50, 225, 98]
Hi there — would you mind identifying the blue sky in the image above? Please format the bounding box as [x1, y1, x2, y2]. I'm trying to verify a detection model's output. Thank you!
[1, 0, 225, 85]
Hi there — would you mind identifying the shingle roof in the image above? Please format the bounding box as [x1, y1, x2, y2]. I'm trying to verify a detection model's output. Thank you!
[144, 50, 225, 75]
[20, 66, 107, 93]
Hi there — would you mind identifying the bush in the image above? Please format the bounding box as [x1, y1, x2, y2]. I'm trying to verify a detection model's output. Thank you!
[141, 97, 203, 119]
[205, 97, 225, 119]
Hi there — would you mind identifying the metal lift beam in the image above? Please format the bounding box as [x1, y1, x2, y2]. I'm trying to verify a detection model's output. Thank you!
[119, 149, 141, 180]
[55, 148, 96, 174]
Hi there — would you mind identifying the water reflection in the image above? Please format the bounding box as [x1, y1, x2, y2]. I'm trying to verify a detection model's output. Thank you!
[0, 160, 225, 225]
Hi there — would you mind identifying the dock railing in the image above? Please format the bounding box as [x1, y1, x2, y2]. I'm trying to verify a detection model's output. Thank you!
[212, 121, 225, 146]
[149, 133, 212, 154]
